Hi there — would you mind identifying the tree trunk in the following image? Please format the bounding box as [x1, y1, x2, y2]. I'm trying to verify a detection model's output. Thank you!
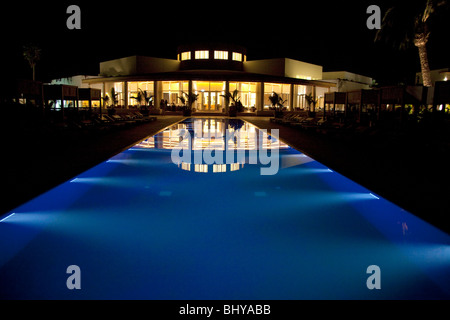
[415, 34, 432, 87]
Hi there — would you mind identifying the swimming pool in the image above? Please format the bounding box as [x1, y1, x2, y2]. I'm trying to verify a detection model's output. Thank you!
[0, 118, 449, 299]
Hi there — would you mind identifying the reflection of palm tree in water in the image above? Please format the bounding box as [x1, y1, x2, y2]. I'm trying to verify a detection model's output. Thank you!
[402, 222, 408, 236]
[226, 118, 244, 131]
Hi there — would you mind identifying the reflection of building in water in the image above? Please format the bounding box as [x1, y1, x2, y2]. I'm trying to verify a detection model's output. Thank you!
[135, 118, 289, 173]
[178, 162, 244, 173]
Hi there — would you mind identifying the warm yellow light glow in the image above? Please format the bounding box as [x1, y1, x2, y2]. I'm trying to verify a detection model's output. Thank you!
[181, 52, 191, 61]
[214, 51, 228, 60]
[230, 163, 241, 171]
[195, 164, 208, 173]
[195, 51, 209, 59]
[181, 162, 191, 171]
[232, 52, 242, 62]
[213, 164, 227, 173]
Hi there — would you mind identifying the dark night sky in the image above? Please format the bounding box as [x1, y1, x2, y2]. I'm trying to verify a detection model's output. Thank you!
[1, 0, 449, 85]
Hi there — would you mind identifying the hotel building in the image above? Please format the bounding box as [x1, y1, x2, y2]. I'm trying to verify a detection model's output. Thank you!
[76, 43, 371, 113]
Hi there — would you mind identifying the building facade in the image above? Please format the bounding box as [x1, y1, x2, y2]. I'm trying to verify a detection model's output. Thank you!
[82, 43, 343, 113]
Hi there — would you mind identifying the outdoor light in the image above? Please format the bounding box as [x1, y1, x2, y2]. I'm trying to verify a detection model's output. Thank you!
[0, 213, 15, 222]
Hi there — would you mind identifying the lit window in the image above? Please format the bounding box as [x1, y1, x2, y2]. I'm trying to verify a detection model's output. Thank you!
[195, 50, 209, 59]
[181, 52, 191, 61]
[232, 52, 242, 61]
[214, 51, 228, 60]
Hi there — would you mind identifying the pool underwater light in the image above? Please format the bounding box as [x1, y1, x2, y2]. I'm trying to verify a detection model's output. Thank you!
[0, 213, 15, 223]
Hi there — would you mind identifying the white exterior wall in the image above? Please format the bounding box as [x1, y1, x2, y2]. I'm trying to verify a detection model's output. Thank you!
[415, 68, 450, 85]
[51, 75, 103, 90]
[100, 56, 180, 77]
[244, 58, 323, 80]
[322, 71, 373, 92]
[284, 59, 322, 80]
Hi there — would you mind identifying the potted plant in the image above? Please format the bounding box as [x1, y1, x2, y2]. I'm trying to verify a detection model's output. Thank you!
[109, 87, 119, 108]
[268, 92, 286, 118]
[179, 91, 199, 116]
[221, 89, 242, 117]
[305, 93, 317, 116]
[131, 89, 153, 108]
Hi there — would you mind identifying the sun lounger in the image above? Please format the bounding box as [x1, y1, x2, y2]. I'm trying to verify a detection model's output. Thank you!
[290, 117, 315, 128]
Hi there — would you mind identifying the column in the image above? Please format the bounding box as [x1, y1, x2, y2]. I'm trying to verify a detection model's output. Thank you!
[188, 80, 193, 110]
[256, 82, 264, 112]
[289, 84, 295, 111]
[224, 81, 230, 113]
[154, 81, 163, 112]
[312, 86, 317, 113]
[101, 82, 105, 115]
[123, 81, 128, 109]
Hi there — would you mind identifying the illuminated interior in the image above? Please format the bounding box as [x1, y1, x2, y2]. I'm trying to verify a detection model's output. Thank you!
[128, 81, 154, 106]
[179, 50, 245, 62]
[181, 51, 191, 61]
[192, 81, 226, 111]
[97, 79, 328, 111]
[229, 82, 257, 110]
[264, 83, 291, 109]
[162, 81, 189, 106]
[214, 51, 228, 60]
[232, 52, 242, 61]
[195, 50, 209, 60]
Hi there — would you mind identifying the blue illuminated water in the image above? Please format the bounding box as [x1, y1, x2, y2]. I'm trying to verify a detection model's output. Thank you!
[0, 118, 449, 299]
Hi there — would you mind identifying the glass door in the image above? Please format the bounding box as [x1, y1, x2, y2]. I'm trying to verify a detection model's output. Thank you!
[203, 92, 209, 110]
[210, 92, 217, 111]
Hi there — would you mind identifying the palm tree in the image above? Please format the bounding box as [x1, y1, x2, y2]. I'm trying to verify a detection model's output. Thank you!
[375, 0, 448, 87]
[268, 92, 287, 111]
[221, 89, 243, 114]
[23, 44, 41, 81]
[179, 91, 199, 115]
[268, 92, 287, 118]
[109, 87, 121, 107]
[131, 89, 144, 106]
[132, 89, 153, 106]
[305, 93, 317, 111]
